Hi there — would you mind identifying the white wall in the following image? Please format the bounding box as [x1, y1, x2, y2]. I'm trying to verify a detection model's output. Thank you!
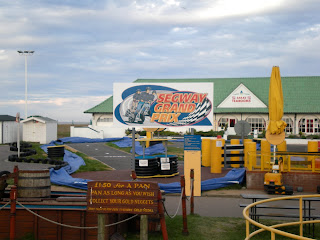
[0, 121, 23, 144]
[46, 122, 57, 143]
[71, 126, 104, 138]
[23, 121, 46, 144]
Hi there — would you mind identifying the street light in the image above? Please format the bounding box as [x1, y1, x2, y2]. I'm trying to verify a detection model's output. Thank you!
[17, 50, 34, 119]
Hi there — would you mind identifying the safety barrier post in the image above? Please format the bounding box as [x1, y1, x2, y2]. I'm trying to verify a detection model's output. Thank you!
[299, 197, 303, 236]
[131, 170, 137, 180]
[201, 139, 211, 167]
[245, 142, 256, 171]
[13, 165, 19, 185]
[243, 140, 252, 168]
[180, 176, 189, 235]
[261, 140, 270, 171]
[158, 190, 168, 240]
[308, 141, 318, 169]
[211, 140, 222, 173]
[230, 139, 240, 168]
[190, 169, 194, 215]
[10, 185, 17, 240]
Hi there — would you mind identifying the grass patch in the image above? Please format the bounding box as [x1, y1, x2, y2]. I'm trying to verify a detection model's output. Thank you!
[126, 215, 320, 240]
[26, 142, 47, 159]
[57, 124, 87, 139]
[73, 151, 111, 172]
[106, 142, 132, 154]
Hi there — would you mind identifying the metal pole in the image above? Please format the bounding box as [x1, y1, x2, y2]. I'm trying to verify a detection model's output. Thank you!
[158, 190, 168, 240]
[25, 54, 28, 118]
[16, 113, 20, 158]
[10, 185, 17, 240]
[132, 127, 135, 170]
[180, 176, 189, 235]
[190, 169, 194, 215]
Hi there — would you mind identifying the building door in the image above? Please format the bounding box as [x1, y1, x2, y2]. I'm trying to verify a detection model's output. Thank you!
[229, 119, 236, 127]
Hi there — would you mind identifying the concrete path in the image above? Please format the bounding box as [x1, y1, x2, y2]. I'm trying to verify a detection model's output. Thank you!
[67, 142, 133, 170]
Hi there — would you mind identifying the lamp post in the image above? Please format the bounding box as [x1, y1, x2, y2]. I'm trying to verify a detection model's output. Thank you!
[17, 50, 34, 119]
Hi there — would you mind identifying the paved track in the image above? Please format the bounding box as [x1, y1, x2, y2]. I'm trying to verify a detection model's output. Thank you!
[67, 142, 133, 170]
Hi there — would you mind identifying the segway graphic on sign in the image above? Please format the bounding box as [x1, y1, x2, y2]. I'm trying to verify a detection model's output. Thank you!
[113, 83, 214, 127]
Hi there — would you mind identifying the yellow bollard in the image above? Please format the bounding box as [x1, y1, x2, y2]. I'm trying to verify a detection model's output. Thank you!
[245, 142, 256, 170]
[243, 139, 252, 144]
[230, 139, 240, 168]
[146, 132, 152, 148]
[308, 141, 318, 169]
[201, 139, 211, 167]
[211, 144, 222, 173]
[261, 140, 271, 171]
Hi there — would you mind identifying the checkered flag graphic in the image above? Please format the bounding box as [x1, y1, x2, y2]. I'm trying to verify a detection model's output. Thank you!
[168, 98, 212, 126]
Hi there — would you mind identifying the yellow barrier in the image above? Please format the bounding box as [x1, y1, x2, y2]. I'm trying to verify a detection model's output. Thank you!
[201, 139, 211, 167]
[211, 145, 222, 173]
[210, 139, 224, 173]
[308, 140, 318, 164]
[243, 194, 320, 240]
[230, 139, 240, 168]
[261, 140, 270, 171]
[245, 142, 256, 170]
[249, 152, 320, 173]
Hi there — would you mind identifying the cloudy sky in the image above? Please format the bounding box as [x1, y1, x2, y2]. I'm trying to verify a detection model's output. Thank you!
[1, 0, 319, 122]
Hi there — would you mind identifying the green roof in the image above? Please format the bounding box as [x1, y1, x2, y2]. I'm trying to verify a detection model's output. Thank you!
[84, 76, 320, 114]
[0, 115, 16, 121]
[84, 96, 113, 113]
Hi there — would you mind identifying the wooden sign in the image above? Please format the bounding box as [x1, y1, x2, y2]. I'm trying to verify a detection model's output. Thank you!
[87, 181, 159, 215]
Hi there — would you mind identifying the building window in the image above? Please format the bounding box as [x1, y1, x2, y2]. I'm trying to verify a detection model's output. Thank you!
[97, 118, 112, 123]
[246, 117, 266, 133]
[283, 118, 293, 134]
[299, 117, 320, 134]
[218, 118, 228, 129]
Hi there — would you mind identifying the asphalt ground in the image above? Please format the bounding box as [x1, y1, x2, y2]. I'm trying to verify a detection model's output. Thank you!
[0, 145, 55, 172]
[67, 142, 132, 170]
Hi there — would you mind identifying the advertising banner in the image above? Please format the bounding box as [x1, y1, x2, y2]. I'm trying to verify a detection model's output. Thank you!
[113, 83, 214, 127]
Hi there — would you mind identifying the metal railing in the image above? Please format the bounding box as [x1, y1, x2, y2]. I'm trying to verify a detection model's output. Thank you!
[247, 152, 320, 172]
[243, 194, 320, 240]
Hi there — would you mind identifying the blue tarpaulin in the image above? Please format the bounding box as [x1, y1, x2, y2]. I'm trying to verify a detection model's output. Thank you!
[49, 168, 90, 190]
[42, 137, 246, 192]
[158, 168, 246, 193]
[54, 137, 123, 144]
[113, 137, 165, 155]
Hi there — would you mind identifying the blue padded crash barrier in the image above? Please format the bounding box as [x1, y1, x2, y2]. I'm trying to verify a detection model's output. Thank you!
[50, 168, 90, 190]
[159, 168, 246, 193]
[52, 137, 123, 144]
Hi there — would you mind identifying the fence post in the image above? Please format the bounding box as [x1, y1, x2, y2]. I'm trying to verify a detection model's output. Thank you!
[140, 215, 148, 240]
[190, 169, 194, 215]
[10, 185, 17, 240]
[158, 190, 168, 240]
[13, 165, 19, 185]
[180, 176, 189, 235]
[97, 214, 105, 240]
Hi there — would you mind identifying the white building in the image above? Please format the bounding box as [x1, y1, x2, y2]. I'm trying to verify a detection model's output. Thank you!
[74, 76, 320, 138]
[21, 116, 57, 144]
[0, 115, 22, 144]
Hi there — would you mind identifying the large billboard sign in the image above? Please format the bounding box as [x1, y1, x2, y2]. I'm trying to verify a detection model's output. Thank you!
[113, 83, 214, 127]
